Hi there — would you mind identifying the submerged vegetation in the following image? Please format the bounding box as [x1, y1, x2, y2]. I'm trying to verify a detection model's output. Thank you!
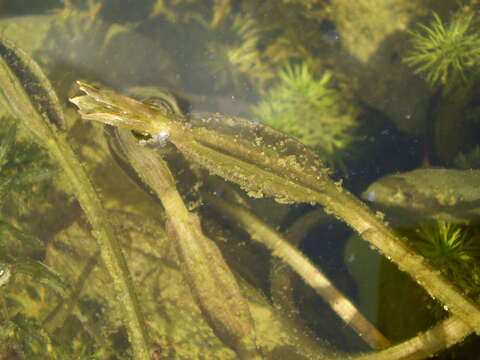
[0, 123, 54, 212]
[0, 122, 54, 261]
[403, 7, 480, 164]
[203, 14, 271, 93]
[411, 222, 480, 296]
[0, 122, 71, 359]
[404, 11, 480, 90]
[252, 63, 359, 169]
[0, 0, 480, 359]
[454, 145, 480, 169]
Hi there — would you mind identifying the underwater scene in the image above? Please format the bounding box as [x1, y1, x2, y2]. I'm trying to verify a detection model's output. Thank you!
[1, 0, 480, 359]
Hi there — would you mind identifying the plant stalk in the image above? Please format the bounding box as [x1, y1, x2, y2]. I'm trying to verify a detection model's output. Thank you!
[0, 39, 151, 359]
[113, 127, 262, 360]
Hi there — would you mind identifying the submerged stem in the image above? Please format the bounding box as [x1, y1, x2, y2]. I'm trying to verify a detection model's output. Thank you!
[354, 314, 472, 360]
[205, 192, 390, 350]
[70, 80, 480, 344]
[0, 39, 151, 359]
[113, 127, 262, 359]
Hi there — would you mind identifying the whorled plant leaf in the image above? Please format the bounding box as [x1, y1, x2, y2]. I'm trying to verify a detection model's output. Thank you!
[0, 168, 57, 200]
[0, 38, 151, 359]
[0, 119, 57, 209]
[0, 221, 44, 259]
[4, 313, 56, 358]
[13, 259, 66, 297]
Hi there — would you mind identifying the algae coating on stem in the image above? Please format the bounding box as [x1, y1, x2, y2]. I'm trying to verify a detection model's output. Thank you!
[71, 79, 480, 347]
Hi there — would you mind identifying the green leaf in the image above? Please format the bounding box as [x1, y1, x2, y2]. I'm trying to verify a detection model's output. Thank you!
[0, 220, 44, 258]
[14, 259, 67, 297]
[0, 123, 16, 171]
[0, 168, 57, 207]
[404, 11, 480, 90]
[9, 313, 55, 357]
[9, 167, 58, 187]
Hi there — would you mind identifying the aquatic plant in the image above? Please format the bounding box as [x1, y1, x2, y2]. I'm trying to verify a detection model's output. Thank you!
[0, 121, 55, 260]
[0, 122, 73, 359]
[72, 75, 480, 356]
[413, 221, 480, 295]
[404, 11, 480, 90]
[252, 63, 359, 169]
[4, 0, 480, 357]
[203, 13, 272, 94]
[39, 0, 108, 88]
[0, 37, 151, 359]
[0, 121, 60, 285]
[247, 0, 331, 69]
[148, 0, 328, 95]
[454, 145, 480, 169]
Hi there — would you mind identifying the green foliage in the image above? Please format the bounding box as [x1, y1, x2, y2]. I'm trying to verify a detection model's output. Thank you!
[0, 121, 59, 289]
[0, 285, 106, 359]
[203, 14, 272, 93]
[0, 120, 73, 359]
[147, 0, 330, 98]
[248, 0, 330, 71]
[454, 145, 480, 169]
[0, 122, 57, 211]
[0, 124, 114, 357]
[0, 121, 56, 260]
[252, 63, 359, 169]
[14, 259, 67, 297]
[411, 221, 480, 295]
[404, 11, 480, 90]
[0, 220, 44, 260]
[0, 313, 56, 359]
[0, 258, 65, 297]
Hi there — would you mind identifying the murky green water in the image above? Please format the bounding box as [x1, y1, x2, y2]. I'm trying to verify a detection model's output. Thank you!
[0, 1, 479, 359]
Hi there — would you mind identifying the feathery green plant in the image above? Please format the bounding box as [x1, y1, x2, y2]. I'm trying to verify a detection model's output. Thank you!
[404, 11, 480, 90]
[0, 122, 56, 210]
[0, 123, 109, 358]
[412, 221, 480, 295]
[203, 13, 272, 94]
[252, 63, 359, 169]
[0, 121, 56, 259]
[0, 121, 71, 359]
[454, 145, 480, 169]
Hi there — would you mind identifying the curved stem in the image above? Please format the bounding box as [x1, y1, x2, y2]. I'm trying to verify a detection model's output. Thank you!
[270, 207, 335, 355]
[70, 79, 480, 343]
[352, 315, 472, 360]
[0, 40, 151, 359]
[113, 128, 262, 360]
[205, 192, 390, 350]
[321, 182, 480, 334]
